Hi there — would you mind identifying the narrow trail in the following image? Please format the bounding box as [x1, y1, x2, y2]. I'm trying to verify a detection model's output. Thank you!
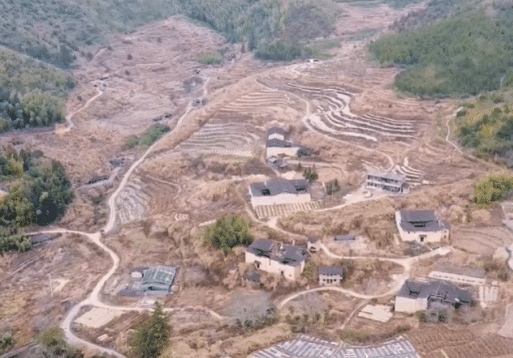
[22, 81, 198, 356]
[63, 87, 104, 132]
[278, 245, 452, 309]
[256, 78, 396, 171]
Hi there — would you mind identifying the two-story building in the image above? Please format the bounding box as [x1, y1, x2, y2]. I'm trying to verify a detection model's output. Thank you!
[395, 210, 450, 243]
[245, 238, 309, 281]
[366, 171, 409, 194]
[319, 266, 344, 286]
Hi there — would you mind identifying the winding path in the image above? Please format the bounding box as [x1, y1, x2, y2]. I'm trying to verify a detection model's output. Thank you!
[19, 53, 468, 357]
[278, 245, 452, 309]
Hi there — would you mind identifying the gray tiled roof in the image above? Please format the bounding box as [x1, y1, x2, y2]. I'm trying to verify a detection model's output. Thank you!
[250, 238, 275, 253]
[267, 127, 286, 137]
[282, 245, 309, 263]
[368, 170, 405, 182]
[266, 138, 299, 148]
[250, 178, 309, 197]
[399, 210, 448, 232]
[334, 234, 356, 242]
[397, 279, 473, 304]
[401, 210, 436, 222]
[319, 266, 343, 276]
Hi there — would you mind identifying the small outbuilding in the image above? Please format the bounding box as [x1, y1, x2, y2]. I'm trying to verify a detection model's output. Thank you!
[307, 237, 320, 253]
[319, 266, 344, 286]
[140, 266, 177, 292]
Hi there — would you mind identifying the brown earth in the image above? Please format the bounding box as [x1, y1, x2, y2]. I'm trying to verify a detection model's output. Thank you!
[3, 2, 513, 357]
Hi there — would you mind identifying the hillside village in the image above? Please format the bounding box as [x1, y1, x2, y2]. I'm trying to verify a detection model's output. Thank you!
[2, 1, 513, 358]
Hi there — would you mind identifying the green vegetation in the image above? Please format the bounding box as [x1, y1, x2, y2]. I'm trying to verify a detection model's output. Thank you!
[369, 3, 513, 97]
[474, 173, 513, 206]
[205, 214, 253, 255]
[325, 179, 340, 195]
[389, 0, 458, 33]
[130, 302, 172, 358]
[1, 0, 341, 66]
[0, 229, 31, 256]
[0, 148, 73, 240]
[455, 93, 513, 164]
[0, 50, 73, 132]
[36, 327, 106, 358]
[127, 124, 170, 149]
[303, 167, 318, 183]
[196, 51, 223, 65]
[0, 331, 15, 351]
[333, 0, 424, 9]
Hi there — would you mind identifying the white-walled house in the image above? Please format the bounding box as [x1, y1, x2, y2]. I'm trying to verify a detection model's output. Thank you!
[265, 127, 301, 158]
[366, 171, 409, 194]
[319, 267, 343, 286]
[245, 238, 309, 281]
[395, 210, 450, 243]
[249, 178, 310, 207]
[395, 279, 474, 313]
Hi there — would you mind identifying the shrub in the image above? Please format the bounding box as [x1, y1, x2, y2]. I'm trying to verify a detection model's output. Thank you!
[256, 40, 306, 61]
[196, 51, 223, 65]
[205, 215, 253, 255]
[138, 124, 170, 148]
[475, 173, 513, 205]
[126, 135, 139, 149]
[38, 327, 65, 349]
[303, 168, 318, 183]
[456, 110, 467, 117]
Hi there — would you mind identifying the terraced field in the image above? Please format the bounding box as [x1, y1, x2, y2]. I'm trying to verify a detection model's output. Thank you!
[115, 179, 149, 227]
[277, 81, 418, 144]
[452, 226, 513, 256]
[408, 326, 513, 358]
[393, 157, 423, 187]
[175, 122, 259, 158]
[254, 201, 322, 219]
[250, 334, 421, 358]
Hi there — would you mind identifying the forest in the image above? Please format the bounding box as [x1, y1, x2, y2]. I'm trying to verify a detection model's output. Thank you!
[0, 50, 74, 132]
[456, 93, 513, 165]
[0, 0, 341, 65]
[369, 2, 513, 97]
[0, 148, 73, 230]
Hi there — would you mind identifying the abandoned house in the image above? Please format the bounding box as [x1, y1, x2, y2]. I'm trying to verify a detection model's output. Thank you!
[307, 236, 320, 253]
[395, 279, 474, 313]
[249, 178, 310, 207]
[245, 238, 309, 280]
[319, 266, 344, 286]
[366, 171, 409, 194]
[395, 210, 450, 243]
[265, 127, 301, 158]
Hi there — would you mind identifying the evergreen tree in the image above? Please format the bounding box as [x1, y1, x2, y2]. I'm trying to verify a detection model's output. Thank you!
[130, 302, 172, 358]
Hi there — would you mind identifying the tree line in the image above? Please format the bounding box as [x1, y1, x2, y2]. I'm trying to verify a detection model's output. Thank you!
[0, 148, 73, 255]
[369, 5, 513, 97]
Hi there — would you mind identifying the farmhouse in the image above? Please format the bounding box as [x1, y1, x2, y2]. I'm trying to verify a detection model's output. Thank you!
[319, 266, 343, 286]
[265, 127, 301, 158]
[249, 178, 310, 207]
[395, 279, 474, 313]
[395, 210, 450, 243]
[245, 238, 309, 280]
[428, 265, 486, 286]
[366, 171, 409, 194]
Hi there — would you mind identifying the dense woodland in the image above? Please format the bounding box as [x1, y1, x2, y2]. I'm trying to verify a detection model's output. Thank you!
[369, 1, 513, 97]
[0, 148, 73, 254]
[0, 50, 74, 132]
